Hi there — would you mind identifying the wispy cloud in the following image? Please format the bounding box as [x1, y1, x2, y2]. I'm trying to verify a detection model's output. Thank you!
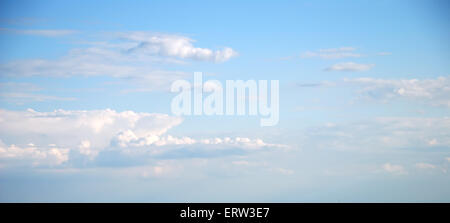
[0, 18, 47, 25]
[270, 167, 294, 175]
[325, 62, 374, 72]
[302, 116, 450, 151]
[346, 76, 450, 107]
[301, 47, 362, 59]
[0, 32, 237, 91]
[0, 28, 77, 37]
[382, 163, 407, 175]
[295, 81, 336, 88]
[0, 92, 76, 102]
[0, 82, 76, 103]
[415, 162, 436, 169]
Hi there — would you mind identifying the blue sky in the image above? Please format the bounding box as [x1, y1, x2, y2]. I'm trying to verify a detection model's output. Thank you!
[0, 0, 449, 202]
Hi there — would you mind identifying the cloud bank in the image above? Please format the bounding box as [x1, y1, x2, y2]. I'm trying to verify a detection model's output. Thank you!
[0, 109, 285, 168]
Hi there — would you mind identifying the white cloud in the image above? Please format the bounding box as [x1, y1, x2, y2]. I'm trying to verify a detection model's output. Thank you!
[0, 28, 77, 37]
[121, 32, 238, 62]
[301, 47, 361, 59]
[0, 32, 237, 92]
[325, 62, 374, 72]
[346, 76, 450, 107]
[0, 140, 69, 167]
[382, 163, 407, 174]
[113, 133, 286, 150]
[415, 162, 436, 169]
[78, 140, 97, 159]
[0, 109, 284, 168]
[0, 109, 182, 157]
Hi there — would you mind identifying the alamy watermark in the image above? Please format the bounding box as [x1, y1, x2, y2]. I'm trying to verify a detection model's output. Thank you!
[170, 72, 279, 126]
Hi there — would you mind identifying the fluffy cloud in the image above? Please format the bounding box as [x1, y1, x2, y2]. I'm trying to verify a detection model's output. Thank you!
[0, 108, 182, 167]
[0, 140, 69, 167]
[0, 108, 182, 149]
[0, 109, 284, 168]
[113, 133, 284, 149]
[325, 62, 374, 72]
[121, 32, 238, 62]
[0, 29, 238, 62]
[301, 47, 361, 59]
[346, 76, 450, 107]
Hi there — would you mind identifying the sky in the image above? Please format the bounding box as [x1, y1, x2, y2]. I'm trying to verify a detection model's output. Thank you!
[0, 0, 449, 202]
